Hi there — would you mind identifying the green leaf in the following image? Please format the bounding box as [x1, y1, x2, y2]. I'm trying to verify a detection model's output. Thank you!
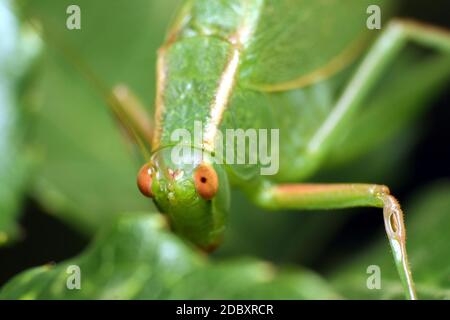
[331, 182, 450, 299]
[0, 212, 339, 299]
[0, 0, 40, 245]
[20, 0, 181, 233]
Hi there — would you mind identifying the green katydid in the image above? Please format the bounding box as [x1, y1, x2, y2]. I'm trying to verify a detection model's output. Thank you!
[129, 0, 450, 301]
[29, 0, 450, 300]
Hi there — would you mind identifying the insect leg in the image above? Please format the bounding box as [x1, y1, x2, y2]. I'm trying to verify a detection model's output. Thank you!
[308, 19, 450, 156]
[252, 183, 417, 300]
[112, 84, 154, 152]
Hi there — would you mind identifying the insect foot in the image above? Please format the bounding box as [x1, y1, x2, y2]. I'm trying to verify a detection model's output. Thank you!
[380, 194, 417, 300]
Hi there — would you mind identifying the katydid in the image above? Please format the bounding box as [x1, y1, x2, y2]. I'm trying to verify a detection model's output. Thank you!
[131, 0, 450, 300]
[33, 0, 450, 300]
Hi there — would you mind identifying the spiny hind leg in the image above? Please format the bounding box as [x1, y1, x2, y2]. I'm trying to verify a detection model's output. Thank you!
[252, 182, 417, 300]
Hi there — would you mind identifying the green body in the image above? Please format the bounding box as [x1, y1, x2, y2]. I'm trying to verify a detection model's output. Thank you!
[151, 0, 390, 247]
[158, 0, 390, 182]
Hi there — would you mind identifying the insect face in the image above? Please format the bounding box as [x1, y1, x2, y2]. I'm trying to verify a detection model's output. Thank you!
[137, 147, 230, 249]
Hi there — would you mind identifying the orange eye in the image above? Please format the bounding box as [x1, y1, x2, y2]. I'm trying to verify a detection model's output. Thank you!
[137, 163, 154, 198]
[194, 163, 218, 200]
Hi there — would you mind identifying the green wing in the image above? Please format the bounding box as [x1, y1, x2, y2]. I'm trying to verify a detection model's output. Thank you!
[240, 0, 393, 90]
[173, 0, 393, 91]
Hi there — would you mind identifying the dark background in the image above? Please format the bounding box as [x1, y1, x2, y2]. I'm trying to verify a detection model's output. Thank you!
[0, 0, 449, 286]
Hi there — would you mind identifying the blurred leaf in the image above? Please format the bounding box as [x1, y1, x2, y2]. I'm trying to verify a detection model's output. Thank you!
[0, 213, 339, 299]
[331, 182, 450, 299]
[0, 0, 40, 245]
[19, 0, 181, 233]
